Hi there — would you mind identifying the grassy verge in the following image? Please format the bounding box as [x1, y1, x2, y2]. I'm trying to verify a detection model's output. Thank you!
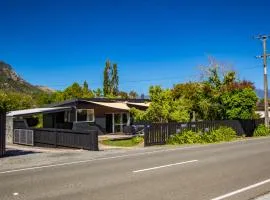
[101, 136, 144, 147]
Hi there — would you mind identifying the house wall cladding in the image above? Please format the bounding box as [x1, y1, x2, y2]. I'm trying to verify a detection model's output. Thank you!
[0, 112, 6, 157]
[143, 119, 265, 146]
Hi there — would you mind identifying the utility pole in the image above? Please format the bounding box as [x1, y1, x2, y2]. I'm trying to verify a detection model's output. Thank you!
[255, 35, 270, 127]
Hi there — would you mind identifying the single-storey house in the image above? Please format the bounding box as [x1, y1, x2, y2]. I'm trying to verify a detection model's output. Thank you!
[6, 98, 150, 144]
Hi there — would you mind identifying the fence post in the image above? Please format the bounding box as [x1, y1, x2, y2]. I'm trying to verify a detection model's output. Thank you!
[0, 112, 6, 157]
[144, 125, 149, 147]
[55, 131, 57, 148]
[90, 130, 99, 151]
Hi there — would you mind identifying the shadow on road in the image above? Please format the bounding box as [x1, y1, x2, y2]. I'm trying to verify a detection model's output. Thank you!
[4, 148, 41, 157]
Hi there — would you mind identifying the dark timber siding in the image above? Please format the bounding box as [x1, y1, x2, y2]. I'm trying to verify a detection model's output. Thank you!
[34, 128, 99, 150]
[0, 112, 6, 157]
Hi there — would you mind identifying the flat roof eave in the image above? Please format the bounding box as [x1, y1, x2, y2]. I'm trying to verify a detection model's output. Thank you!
[7, 107, 72, 117]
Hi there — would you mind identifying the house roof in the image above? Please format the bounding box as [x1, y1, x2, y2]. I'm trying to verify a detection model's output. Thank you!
[7, 107, 72, 117]
[86, 101, 131, 111]
[49, 98, 150, 108]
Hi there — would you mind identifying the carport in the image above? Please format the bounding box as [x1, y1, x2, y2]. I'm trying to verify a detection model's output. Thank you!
[6, 107, 72, 144]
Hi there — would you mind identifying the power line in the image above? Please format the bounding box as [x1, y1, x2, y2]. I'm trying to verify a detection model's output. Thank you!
[255, 34, 270, 127]
[43, 74, 199, 87]
[36, 64, 264, 88]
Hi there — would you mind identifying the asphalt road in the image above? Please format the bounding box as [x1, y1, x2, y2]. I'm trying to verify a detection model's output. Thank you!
[1, 138, 270, 200]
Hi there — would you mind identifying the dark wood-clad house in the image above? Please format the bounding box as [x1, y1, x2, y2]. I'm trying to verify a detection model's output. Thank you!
[47, 98, 149, 133]
[6, 98, 150, 145]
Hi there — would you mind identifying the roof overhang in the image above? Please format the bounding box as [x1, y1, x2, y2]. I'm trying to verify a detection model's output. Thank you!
[86, 101, 130, 111]
[126, 102, 150, 108]
[7, 107, 72, 117]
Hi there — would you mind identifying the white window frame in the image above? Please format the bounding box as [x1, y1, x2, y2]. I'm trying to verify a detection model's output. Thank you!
[64, 111, 71, 122]
[105, 112, 130, 133]
[76, 109, 95, 123]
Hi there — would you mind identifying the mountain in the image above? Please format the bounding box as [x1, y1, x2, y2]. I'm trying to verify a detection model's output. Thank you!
[0, 61, 52, 94]
[255, 89, 270, 99]
[36, 85, 56, 93]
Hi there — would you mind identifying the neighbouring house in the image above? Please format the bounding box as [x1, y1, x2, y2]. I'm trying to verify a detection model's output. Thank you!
[255, 101, 270, 118]
[6, 98, 150, 144]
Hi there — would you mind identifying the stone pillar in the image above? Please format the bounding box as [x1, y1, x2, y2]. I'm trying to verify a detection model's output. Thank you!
[6, 116, 13, 144]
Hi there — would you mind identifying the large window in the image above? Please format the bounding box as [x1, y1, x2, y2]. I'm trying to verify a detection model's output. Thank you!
[76, 109, 95, 122]
[113, 113, 129, 133]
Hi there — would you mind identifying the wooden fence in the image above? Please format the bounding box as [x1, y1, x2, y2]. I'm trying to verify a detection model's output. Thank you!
[143, 119, 264, 146]
[33, 128, 99, 151]
[0, 112, 6, 157]
[13, 119, 99, 151]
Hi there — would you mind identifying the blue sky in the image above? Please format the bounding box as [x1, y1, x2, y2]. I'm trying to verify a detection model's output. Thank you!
[0, 0, 270, 94]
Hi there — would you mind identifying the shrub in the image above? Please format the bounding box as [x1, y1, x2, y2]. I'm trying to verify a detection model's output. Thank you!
[167, 130, 201, 145]
[253, 124, 270, 137]
[167, 126, 237, 145]
[201, 126, 237, 143]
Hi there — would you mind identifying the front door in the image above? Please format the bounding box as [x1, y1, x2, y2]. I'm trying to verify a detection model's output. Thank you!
[105, 114, 113, 133]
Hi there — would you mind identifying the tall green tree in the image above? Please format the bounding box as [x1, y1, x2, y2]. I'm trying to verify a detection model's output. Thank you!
[93, 88, 103, 97]
[118, 91, 128, 99]
[82, 81, 94, 98]
[111, 63, 119, 95]
[103, 60, 119, 97]
[129, 90, 138, 99]
[83, 81, 89, 93]
[63, 82, 83, 99]
[103, 60, 111, 96]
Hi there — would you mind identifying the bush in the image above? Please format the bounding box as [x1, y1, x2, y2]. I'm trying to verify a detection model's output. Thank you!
[201, 126, 237, 143]
[167, 126, 237, 145]
[253, 124, 270, 137]
[167, 130, 202, 145]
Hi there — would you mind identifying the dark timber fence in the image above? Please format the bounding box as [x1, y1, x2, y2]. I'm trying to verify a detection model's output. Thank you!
[13, 120, 99, 151]
[33, 128, 99, 151]
[0, 112, 6, 157]
[143, 119, 264, 147]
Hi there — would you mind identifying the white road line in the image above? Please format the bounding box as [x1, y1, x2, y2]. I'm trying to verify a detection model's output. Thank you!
[0, 146, 199, 175]
[211, 179, 270, 200]
[133, 160, 198, 173]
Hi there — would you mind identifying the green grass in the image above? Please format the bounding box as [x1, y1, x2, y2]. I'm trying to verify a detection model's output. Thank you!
[101, 136, 144, 147]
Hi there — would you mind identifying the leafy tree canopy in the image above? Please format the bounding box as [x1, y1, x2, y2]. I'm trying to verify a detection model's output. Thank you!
[0, 90, 35, 112]
[131, 86, 190, 123]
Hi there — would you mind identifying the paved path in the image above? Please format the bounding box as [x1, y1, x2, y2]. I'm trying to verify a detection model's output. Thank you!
[1, 137, 270, 200]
